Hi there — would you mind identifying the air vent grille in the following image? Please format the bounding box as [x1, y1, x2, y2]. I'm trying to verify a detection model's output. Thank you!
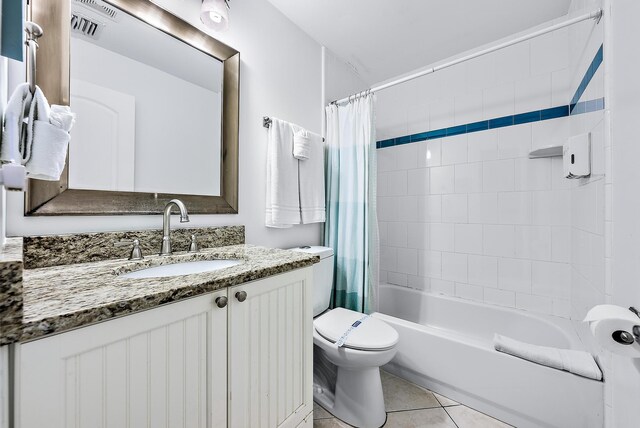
[74, 0, 119, 19]
[71, 13, 103, 38]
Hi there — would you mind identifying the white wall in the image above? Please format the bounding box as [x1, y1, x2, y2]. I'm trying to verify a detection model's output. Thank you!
[375, 18, 582, 318]
[70, 38, 222, 196]
[6, 0, 324, 249]
[607, 0, 640, 426]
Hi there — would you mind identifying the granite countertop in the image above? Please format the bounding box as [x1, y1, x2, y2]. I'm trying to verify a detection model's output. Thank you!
[0, 238, 24, 345]
[21, 245, 318, 342]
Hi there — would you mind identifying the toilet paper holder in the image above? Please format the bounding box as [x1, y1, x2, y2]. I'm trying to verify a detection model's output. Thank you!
[613, 307, 640, 345]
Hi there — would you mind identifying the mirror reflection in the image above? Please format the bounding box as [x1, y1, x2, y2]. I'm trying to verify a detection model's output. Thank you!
[68, 1, 223, 196]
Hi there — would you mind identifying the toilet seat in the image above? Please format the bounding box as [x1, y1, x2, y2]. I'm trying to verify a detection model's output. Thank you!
[314, 308, 399, 351]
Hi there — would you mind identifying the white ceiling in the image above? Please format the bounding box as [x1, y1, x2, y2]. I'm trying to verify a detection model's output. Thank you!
[267, 0, 572, 84]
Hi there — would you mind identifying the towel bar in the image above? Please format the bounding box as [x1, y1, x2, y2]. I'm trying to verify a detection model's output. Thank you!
[263, 116, 325, 142]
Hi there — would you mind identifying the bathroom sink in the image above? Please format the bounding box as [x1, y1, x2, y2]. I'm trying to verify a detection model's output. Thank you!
[120, 259, 242, 279]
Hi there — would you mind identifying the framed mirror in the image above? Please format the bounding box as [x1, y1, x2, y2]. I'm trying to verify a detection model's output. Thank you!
[26, 0, 239, 215]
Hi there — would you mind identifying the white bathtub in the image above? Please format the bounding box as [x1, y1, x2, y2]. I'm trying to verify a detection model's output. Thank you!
[374, 284, 603, 428]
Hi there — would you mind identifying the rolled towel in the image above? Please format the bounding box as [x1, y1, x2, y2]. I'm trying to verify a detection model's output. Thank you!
[293, 128, 311, 160]
[494, 334, 602, 380]
[0, 83, 32, 163]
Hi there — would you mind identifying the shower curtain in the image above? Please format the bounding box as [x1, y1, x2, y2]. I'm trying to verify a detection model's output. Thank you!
[324, 94, 379, 314]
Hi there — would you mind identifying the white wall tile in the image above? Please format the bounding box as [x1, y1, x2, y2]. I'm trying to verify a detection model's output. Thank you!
[430, 97, 455, 130]
[431, 278, 455, 295]
[397, 196, 419, 222]
[454, 89, 483, 125]
[532, 190, 570, 226]
[468, 193, 498, 224]
[552, 298, 571, 318]
[442, 134, 468, 165]
[377, 196, 398, 221]
[407, 168, 430, 195]
[380, 245, 397, 272]
[532, 117, 570, 151]
[455, 224, 483, 254]
[532, 261, 571, 298]
[442, 252, 468, 283]
[396, 143, 419, 170]
[407, 222, 429, 250]
[455, 283, 484, 301]
[408, 275, 430, 291]
[498, 124, 532, 159]
[387, 170, 408, 196]
[530, 28, 569, 75]
[418, 195, 442, 222]
[484, 288, 516, 307]
[551, 68, 571, 106]
[494, 43, 530, 83]
[406, 104, 430, 135]
[515, 74, 552, 112]
[484, 225, 516, 257]
[378, 222, 388, 246]
[455, 162, 483, 193]
[514, 158, 552, 191]
[419, 250, 442, 279]
[378, 172, 390, 196]
[483, 82, 515, 119]
[498, 258, 532, 292]
[515, 225, 552, 261]
[442, 194, 468, 223]
[377, 148, 397, 172]
[468, 130, 499, 162]
[417, 140, 442, 168]
[430, 166, 455, 194]
[397, 247, 419, 275]
[483, 159, 515, 192]
[551, 226, 571, 263]
[387, 222, 408, 247]
[516, 293, 553, 315]
[498, 192, 532, 225]
[387, 272, 408, 286]
[468, 255, 498, 287]
[430, 223, 455, 252]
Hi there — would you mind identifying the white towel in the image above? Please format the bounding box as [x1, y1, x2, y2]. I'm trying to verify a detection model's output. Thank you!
[266, 118, 301, 228]
[0, 84, 75, 181]
[494, 334, 602, 380]
[0, 83, 32, 163]
[295, 125, 325, 224]
[293, 128, 311, 160]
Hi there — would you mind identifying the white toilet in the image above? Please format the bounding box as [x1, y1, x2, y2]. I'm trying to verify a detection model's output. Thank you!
[291, 246, 399, 428]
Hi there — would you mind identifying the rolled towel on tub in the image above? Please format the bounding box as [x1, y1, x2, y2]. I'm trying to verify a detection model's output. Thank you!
[494, 334, 602, 380]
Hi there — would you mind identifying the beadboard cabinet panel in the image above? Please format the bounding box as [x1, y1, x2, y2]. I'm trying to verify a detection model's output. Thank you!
[17, 289, 227, 428]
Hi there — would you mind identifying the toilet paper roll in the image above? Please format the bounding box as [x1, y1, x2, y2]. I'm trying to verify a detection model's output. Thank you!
[584, 305, 640, 358]
[0, 163, 26, 191]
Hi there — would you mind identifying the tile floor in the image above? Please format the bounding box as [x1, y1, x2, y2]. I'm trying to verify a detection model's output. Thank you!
[313, 371, 513, 428]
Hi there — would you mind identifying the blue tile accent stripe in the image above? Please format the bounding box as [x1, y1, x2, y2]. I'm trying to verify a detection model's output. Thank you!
[376, 45, 605, 150]
[570, 44, 603, 113]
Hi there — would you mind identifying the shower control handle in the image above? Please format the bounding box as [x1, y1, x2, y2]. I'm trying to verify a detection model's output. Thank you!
[235, 291, 247, 302]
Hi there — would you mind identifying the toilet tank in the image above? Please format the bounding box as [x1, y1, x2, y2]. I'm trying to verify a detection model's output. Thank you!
[289, 246, 334, 317]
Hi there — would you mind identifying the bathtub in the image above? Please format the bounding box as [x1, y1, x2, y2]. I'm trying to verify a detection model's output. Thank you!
[374, 284, 603, 428]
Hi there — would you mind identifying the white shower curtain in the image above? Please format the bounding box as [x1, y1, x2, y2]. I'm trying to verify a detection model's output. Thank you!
[324, 94, 379, 313]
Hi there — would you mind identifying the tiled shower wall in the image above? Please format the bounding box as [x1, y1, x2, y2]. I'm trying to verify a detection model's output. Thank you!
[376, 12, 605, 319]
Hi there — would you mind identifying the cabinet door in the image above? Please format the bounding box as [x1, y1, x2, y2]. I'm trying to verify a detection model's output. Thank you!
[228, 268, 313, 428]
[16, 289, 228, 428]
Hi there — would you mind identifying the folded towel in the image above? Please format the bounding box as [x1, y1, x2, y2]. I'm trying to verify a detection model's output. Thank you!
[494, 334, 602, 380]
[0, 83, 32, 163]
[1, 84, 75, 181]
[293, 128, 311, 160]
[295, 125, 325, 224]
[266, 118, 301, 228]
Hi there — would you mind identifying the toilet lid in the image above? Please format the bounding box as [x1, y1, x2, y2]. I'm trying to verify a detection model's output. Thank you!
[314, 308, 399, 351]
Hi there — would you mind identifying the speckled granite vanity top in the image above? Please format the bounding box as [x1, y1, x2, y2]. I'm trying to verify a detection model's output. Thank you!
[0, 238, 23, 345]
[20, 245, 318, 341]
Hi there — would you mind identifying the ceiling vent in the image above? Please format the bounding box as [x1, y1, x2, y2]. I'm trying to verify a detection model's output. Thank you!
[73, 0, 119, 20]
[70, 13, 104, 39]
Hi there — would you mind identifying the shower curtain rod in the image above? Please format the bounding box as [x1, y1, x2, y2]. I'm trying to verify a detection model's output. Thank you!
[331, 8, 603, 105]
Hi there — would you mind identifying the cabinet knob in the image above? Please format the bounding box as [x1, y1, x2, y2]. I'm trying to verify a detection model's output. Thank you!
[235, 291, 247, 302]
[215, 296, 228, 308]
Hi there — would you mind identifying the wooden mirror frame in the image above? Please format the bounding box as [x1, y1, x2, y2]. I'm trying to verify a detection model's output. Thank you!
[26, 0, 239, 215]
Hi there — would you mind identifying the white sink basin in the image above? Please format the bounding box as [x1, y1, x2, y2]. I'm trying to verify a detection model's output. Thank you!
[121, 259, 242, 279]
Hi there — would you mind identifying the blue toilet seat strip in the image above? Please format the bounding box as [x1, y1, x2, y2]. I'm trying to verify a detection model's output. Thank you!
[335, 314, 370, 348]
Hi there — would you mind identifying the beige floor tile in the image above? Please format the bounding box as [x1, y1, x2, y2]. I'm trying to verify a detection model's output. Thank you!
[433, 392, 459, 407]
[384, 408, 458, 428]
[382, 371, 441, 412]
[446, 405, 513, 428]
[314, 401, 334, 420]
[313, 417, 353, 428]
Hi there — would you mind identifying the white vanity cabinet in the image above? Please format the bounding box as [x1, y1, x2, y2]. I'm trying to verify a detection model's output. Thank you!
[16, 267, 313, 428]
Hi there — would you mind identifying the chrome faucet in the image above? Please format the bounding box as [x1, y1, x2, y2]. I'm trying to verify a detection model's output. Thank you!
[160, 199, 190, 256]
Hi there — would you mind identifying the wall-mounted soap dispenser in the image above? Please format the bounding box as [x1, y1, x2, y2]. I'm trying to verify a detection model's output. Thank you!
[563, 132, 591, 179]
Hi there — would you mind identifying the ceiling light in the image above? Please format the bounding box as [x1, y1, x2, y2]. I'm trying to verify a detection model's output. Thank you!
[200, 0, 229, 32]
